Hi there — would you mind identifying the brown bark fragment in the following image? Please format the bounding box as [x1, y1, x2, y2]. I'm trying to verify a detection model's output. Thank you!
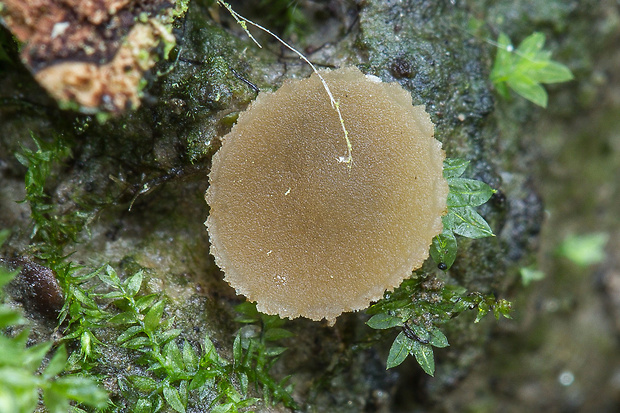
[0, 0, 177, 113]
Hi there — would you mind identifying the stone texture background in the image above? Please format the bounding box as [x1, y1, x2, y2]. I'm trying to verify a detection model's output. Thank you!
[0, 0, 619, 411]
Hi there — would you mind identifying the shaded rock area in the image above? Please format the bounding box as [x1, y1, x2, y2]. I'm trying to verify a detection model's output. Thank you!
[0, 0, 618, 411]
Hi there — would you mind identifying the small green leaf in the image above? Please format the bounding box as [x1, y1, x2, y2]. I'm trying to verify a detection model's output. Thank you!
[99, 290, 126, 300]
[43, 386, 70, 413]
[122, 336, 151, 349]
[108, 312, 137, 325]
[202, 334, 219, 363]
[98, 265, 121, 287]
[144, 300, 166, 333]
[264, 328, 294, 341]
[443, 158, 470, 179]
[520, 267, 546, 286]
[507, 74, 548, 107]
[261, 314, 285, 329]
[178, 380, 188, 406]
[163, 341, 184, 373]
[182, 341, 198, 371]
[163, 383, 186, 413]
[264, 346, 288, 357]
[124, 271, 144, 297]
[558, 232, 608, 267]
[211, 403, 235, 413]
[157, 329, 182, 344]
[233, 332, 242, 367]
[128, 375, 159, 392]
[428, 327, 449, 348]
[530, 61, 574, 83]
[134, 398, 153, 413]
[117, 325, 143, 344]
[515, 32, 545, 57]
[450, 207, 494, 239]
[475, 300, 491, 323]
[410, 341, 435, 376]
[430, 229, 457, 269]
[386, 332, 411, 369]
[490, 32, 514, 82]
[366, 313, 403, 329]
[447, 178, 495, 207]
[0, 307, 25, 328]
[23, 341, 52, 372]
[135, 294, 159, 312]
[238, 371, 249, 395]
[71, 287, 98, 309]
[52, 376, 108, 407]
[235, 301, 259, 321]
[189, 369, 218, 390]
[44, 345, 67, 379]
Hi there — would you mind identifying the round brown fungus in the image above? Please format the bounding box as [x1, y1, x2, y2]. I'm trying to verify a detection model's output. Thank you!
[205, 66, 448, 324]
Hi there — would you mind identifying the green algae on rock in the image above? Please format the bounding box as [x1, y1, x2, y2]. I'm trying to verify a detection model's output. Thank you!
[205, 66, 448, 323]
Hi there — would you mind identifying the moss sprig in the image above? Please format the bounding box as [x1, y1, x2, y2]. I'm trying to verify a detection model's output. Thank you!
[57, 263, 290, 413]
[366, 277, 512, 375]
[430, 158, 496, 270]
[15, 134, 93, 266]
[491, 31, 573, 107]
[234, 302, 297, 409]
[0, 233, 108, 412]
[367, 157, 510, 375]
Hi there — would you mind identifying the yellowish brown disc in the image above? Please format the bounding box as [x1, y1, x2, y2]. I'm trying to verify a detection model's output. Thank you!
[205, 66, 448, 324]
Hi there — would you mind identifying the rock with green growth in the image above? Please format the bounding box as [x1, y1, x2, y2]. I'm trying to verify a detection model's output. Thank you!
[2, 0, 594, 411]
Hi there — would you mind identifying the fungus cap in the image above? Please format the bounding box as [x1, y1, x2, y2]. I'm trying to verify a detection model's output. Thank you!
[206, 66, 448, 323]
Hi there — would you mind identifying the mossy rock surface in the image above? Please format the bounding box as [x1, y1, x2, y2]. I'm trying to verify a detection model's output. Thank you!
[1, 0, 618, 411]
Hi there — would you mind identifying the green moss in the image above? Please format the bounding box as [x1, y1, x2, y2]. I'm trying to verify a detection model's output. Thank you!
[14, 134, 92, 264]
[0, 0, 569, 411]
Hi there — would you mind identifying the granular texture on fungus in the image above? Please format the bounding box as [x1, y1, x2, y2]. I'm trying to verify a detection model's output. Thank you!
[206, 66, 448, 323]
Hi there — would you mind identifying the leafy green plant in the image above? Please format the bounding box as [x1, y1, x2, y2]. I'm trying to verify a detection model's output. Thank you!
[15, 134, 92, 265]
[234, 302, 297, 409]
[429, 158, 495, 270]
[0, 236, 108, 413]
[91, 265, 250, 412]
[58, 263, 110, 368]
[57, 263, 290, 413]
[366, 278, 512, 375]
[491, 32, 574, 107]
[557, 232, 608, 267]
[520, 267, 546, 286]
[367, 158, 509, 375]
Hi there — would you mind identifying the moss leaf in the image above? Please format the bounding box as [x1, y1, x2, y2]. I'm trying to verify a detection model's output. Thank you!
[447, 178, 495, 207]
[366, 313, 403, 330]
[450, 207, 495, 239]
[163, 383, 186, 413]
[428, 327, 449, 348]
[443, 158, 470, 179]
[410, 341, 435, 376]
[386, 332, 410, 369]
[430, 229, 458, 269]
